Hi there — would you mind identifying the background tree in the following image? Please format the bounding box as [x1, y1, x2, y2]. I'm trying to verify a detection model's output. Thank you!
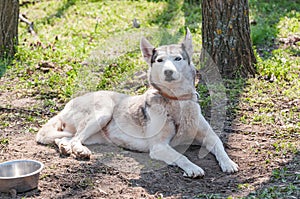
[0, 0, 19, 58]
[201, 0, 256, 78]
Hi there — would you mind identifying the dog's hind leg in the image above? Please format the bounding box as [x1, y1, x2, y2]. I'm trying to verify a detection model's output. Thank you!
[196, 114, 239, 173]
[69, 111, 112, 159]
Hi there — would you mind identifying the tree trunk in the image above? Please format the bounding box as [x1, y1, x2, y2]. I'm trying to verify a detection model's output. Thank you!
[0, 0, 19, 58]
[201, 0, 256, 78]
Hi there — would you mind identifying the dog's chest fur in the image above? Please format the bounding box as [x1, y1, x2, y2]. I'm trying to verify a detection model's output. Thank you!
[107, 89, 200, 151]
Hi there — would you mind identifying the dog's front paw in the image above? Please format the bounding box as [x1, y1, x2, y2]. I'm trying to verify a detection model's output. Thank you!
[71, 141, 91, 159]
[182, 164, 205, 178]
[220, 159, 239, 173]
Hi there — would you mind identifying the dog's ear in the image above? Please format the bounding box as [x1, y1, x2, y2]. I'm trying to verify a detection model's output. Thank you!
[182, 27, 193, 58]
[140, 37, 155, 65]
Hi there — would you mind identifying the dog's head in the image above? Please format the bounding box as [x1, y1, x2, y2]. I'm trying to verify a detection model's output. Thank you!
[140, 28, 196, 98]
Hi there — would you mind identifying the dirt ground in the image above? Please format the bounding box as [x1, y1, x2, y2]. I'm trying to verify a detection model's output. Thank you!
[0, 93, 299, 199]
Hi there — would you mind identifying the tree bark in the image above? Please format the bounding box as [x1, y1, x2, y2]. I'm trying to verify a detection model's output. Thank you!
[0, 0, 19, 58]
[201, 0, 256, 78]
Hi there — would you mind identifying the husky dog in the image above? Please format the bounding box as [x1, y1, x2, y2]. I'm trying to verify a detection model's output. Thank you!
[36, 28, 238, 178]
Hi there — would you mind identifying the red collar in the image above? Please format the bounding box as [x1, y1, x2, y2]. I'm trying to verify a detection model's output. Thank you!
[159, 91, 199, 101]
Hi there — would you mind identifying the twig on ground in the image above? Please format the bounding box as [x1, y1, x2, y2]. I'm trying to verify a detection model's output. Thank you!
[19, 14, 37, 37]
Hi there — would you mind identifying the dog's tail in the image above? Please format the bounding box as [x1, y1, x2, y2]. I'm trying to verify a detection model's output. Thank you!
[36, 115, 73, 144]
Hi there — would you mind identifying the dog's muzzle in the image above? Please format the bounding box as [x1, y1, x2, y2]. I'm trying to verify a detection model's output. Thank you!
[163, 69, 181, 82]
[162, 60, 180, 82]
[164, 70, 176, 82]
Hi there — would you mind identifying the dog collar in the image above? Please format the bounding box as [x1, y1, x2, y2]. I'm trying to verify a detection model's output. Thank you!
[159, 91, 199, 101]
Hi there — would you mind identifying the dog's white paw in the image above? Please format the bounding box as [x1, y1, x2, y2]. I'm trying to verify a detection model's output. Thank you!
[220, 159, 239, 173]
[71, 141, 91, 159]
[182, 164, 205, 178]
[55, 138, 72, 156]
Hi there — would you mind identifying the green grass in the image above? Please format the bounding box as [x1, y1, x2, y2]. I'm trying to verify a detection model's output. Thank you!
[249, 0, 299, 46]
[0, 0, 299, 198]
[246, 164, 300, 199]
[250, 0, 300, 80]
[1, 0, 203, 103]
[256, 48, 300, 81]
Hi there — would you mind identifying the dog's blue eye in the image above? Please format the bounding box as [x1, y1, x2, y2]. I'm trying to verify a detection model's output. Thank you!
[174, 57, 182, 61]
[157, 58, 163, 62]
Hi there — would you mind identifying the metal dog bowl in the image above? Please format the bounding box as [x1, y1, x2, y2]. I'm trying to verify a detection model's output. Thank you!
[0, 159, 44, 193]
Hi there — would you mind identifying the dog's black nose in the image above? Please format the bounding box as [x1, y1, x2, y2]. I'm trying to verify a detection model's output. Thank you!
[164, 70, 173, 77]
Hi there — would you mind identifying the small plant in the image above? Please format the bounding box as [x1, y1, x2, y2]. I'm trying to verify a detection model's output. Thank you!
[0, 138, 9, 145]
[272, 167, 288, 181]
[238, 183, 254, 190]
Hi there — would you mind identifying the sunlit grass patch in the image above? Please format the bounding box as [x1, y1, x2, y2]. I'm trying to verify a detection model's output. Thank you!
[249, 0, 299, 46]
[277, 10, 300, 38]
[255, 49, 300, 80]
